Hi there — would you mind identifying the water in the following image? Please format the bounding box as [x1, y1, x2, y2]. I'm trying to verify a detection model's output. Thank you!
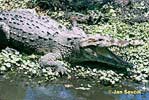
[0, 79, 149, 100]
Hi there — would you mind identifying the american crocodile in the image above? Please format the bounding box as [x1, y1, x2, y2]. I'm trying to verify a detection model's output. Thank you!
[0, 9, 142, 74]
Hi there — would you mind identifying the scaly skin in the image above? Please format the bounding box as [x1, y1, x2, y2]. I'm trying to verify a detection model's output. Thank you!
[0, 9, 139, 74]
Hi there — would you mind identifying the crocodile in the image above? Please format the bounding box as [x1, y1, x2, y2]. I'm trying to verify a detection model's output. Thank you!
[0, 9, 143, 74]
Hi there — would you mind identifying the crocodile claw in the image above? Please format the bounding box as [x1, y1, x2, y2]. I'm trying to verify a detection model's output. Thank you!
[56, 66, 68, 76]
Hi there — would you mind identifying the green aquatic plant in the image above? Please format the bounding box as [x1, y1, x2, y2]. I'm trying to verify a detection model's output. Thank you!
[0, 0, 148, 85]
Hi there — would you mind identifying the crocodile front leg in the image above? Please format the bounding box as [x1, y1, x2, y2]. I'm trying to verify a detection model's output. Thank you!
[39, 52, 67, 75]
[0, 22, 10, 47]
[0, 22, 10, 39]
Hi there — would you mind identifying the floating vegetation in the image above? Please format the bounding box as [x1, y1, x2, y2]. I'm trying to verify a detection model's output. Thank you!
[0, 0, 148, 85]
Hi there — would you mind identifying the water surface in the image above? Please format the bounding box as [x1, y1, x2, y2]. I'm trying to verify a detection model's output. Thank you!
[0, 78, 148, 100]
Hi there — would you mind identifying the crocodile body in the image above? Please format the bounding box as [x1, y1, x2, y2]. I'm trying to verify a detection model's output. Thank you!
[0, 9, 134, 74]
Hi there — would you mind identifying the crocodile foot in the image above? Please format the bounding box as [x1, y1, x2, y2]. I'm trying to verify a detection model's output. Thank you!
[39, 52, 68, 75]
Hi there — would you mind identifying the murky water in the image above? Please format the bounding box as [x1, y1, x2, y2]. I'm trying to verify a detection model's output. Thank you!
[0, 78, 149, 100]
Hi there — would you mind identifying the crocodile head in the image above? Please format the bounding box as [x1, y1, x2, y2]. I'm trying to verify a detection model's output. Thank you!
[75, 45, 133, 68]
[71, 34, 143, 68]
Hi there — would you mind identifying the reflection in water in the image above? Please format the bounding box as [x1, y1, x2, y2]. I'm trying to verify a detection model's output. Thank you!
[0, 79, 149, 100]
[0, 79, 26, 100]
[24, 84, 114, 100]
[24, 85, 77, 100]
[117, 93, 149, 100]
